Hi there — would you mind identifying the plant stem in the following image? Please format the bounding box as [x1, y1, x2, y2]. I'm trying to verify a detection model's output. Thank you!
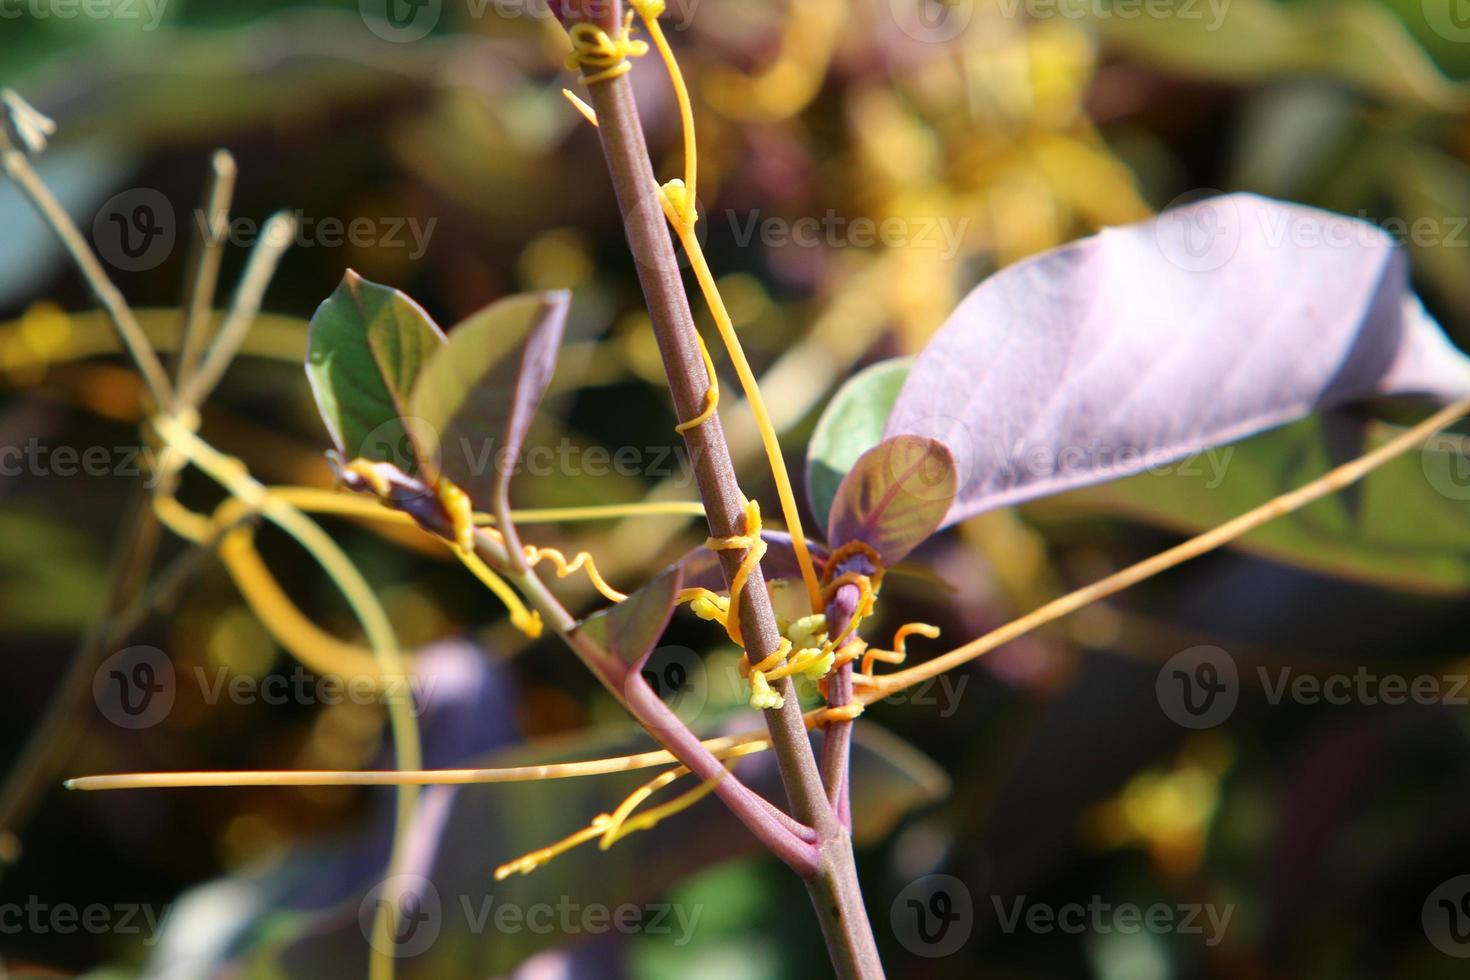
[0, 130, 174, 411]
[173, 149, 237, 387]
[579, 54, 883, 978]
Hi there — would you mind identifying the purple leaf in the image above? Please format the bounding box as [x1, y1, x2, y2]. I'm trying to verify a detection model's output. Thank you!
[409, 291, 569, 509]
[887, 193, 1470, 529]
[826, 435, 957, 565]
[572, 566, 682, 672]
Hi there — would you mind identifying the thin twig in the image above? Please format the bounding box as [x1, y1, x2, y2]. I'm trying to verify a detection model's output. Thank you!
[173, 149, 237, 386]
[180, 212, 297, 407]
[0, 94, 174, 410]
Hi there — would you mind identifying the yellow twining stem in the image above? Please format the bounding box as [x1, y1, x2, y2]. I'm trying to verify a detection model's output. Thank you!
[630, 0, 823, 612]
[565, 11, 648, 86]
[523, 544, 628, 603]
[704, 498, 767, 648]
[673, 328, 719, 434]
[860, 623, 940, 678]
[497, 740, 767, 879]
[436, 479, 476, 552]
[218, 524, 389, 681]
[562, 88, 599, 126]
[603, 739, 770, 846]
[679, 503, 843, 709]
[633, 0, 696, 198]
[495, 816, 613, 880]
[452, 543, 544, 639]
[331, 459, 542, 637]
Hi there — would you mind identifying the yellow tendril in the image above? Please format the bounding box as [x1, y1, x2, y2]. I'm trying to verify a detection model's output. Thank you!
[740, 640, 793, 710]
[565, 11, 648, 87]
[436, 480, 476, 552]
[631, 0, 823, 612]
[673, 326, 719, 433]
[562, 88, 598, 126]
[676, 587, 729, 625]
[819, 571, 877, 655]
[496, 739, 766, 879]
[452, 543, 543, 639]
[495, 816, 613, 880]
[523, 544, 628, 603]
[704, 498, 767, 649]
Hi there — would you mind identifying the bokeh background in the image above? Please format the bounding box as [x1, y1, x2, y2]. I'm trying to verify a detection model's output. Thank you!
[2, 0, 1470, 976]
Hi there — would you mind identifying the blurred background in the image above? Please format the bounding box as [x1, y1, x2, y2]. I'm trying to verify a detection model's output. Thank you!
[1, 0, 1469, 976]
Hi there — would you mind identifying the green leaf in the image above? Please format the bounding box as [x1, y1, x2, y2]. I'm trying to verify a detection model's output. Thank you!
[305, 270, 445, 471]
[574, 566, 683, 671]
[805, 357, 912, 530]
[1096, 0, 1468, 112]
[408, 291, 569, 506]
[827, 435, 958, 566]
[1033, 414, 1470, 595]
